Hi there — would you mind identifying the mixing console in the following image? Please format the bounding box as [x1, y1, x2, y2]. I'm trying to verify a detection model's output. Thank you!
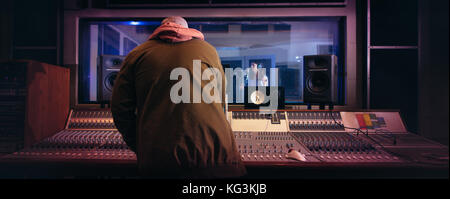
[66, 110, 116, 129]
[291, 132, 401, 162]
[234, 131, 307, 162]
[230, 111, 289, 132]
[232, 111, 286, 120]
[2, 109, 448, 171]
[3, 109, 135, 162]
[287, 111, 344, 132]
[6, 130, 136, 161]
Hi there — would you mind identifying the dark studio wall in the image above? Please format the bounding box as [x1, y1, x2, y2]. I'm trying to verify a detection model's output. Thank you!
[367, 0, 419, 134]
[0, 0, 62, 65]
[364, 0, 448, 145]
[418, 0, 449, 145]
[0, 1, 13, 60]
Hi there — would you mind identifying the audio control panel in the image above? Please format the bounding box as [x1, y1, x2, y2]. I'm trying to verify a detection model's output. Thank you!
[5, 130, 136, 161]
[287, 111, 344, 132]
[234, 131, 315, 162]
[291, 132, 401, 163]
[230, 110, 407, 164]
[230, 111, 289, 132]
[3, 109, 447, 168]
[66, 110, 116, 129]
[3, 109, 135, 162]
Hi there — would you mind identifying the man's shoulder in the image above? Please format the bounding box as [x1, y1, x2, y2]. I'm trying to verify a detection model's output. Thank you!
[144, 39, 215, 50]
[130, 39, 217, 57]
[185, 39, 216, 50]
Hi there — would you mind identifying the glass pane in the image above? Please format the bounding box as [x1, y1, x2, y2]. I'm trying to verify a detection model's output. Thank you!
[78, 17, 345, 104]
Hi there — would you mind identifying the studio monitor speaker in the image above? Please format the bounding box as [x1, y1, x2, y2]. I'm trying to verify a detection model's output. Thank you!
[303, 55, 338, 104]
[98, 55, 125, 102]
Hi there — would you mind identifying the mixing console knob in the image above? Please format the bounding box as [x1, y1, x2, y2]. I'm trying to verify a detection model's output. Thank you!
[323, 141, 329, 151]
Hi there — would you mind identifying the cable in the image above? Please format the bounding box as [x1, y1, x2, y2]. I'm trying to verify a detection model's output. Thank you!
[373, 129, 397, 145]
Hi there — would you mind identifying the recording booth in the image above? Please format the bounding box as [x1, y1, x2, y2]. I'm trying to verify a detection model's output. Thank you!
[0, 0, 448, 179]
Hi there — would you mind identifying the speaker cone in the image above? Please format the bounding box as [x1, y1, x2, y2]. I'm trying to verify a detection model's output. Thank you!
[306, 71, 330, 94]
[104, 72, 118, 91]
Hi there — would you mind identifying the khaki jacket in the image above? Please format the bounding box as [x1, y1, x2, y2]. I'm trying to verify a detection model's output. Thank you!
[111, 39, 246, 178]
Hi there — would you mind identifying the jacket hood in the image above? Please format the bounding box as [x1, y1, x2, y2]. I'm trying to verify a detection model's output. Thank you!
[149, 22, 205, 43]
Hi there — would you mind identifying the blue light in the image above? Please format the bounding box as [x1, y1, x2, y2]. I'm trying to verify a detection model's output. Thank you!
[129, 21, 141, 25]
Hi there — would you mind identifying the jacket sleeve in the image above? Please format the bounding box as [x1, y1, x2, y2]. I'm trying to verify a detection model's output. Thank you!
[111, 56, 137, 152]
